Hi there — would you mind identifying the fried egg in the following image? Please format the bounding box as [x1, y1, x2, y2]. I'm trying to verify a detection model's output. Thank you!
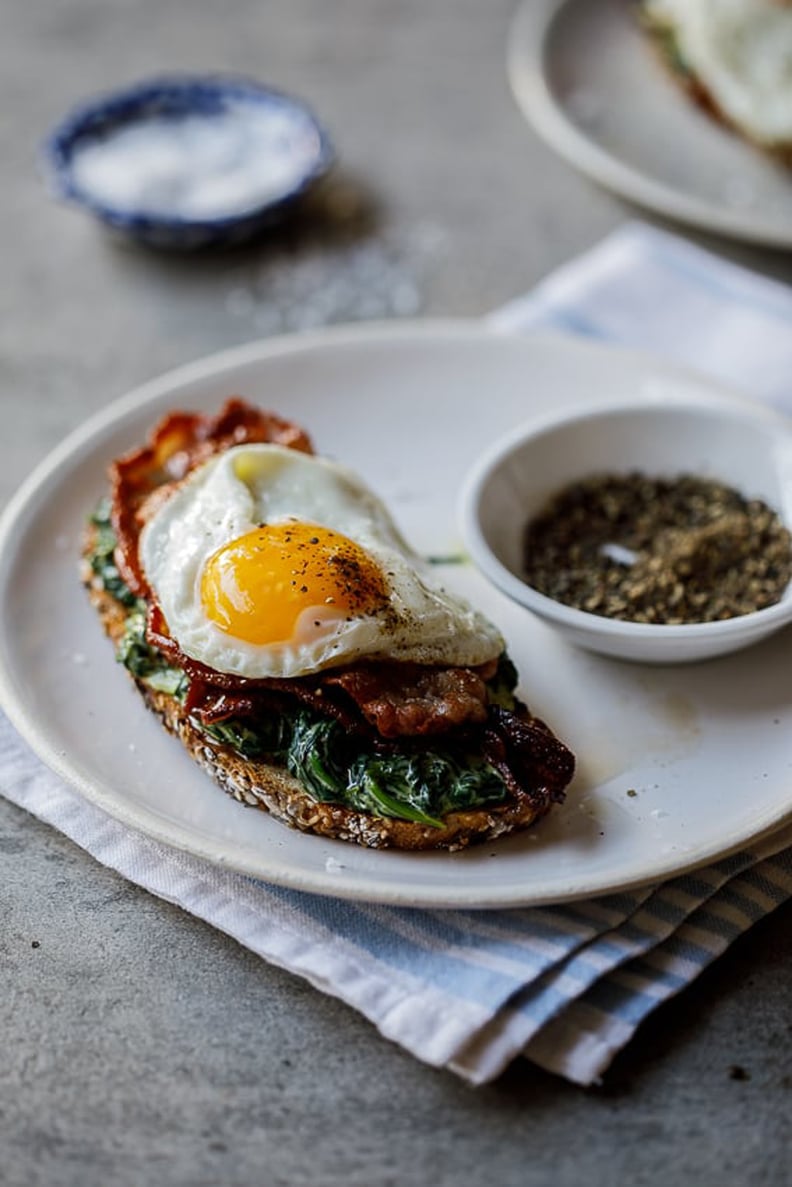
[139, 443, 503, 679]
[645, 0, 792, 147]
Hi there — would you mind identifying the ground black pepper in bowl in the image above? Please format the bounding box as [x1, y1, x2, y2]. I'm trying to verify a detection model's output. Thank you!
[522, 473, 792, 625]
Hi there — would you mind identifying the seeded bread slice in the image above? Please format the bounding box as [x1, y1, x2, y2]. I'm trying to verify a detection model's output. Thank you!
[81, 546, 561, 852]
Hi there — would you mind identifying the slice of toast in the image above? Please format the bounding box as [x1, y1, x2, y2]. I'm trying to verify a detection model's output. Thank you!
[82, 540, 564, 851]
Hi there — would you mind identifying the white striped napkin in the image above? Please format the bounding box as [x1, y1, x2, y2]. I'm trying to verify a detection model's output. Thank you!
[3, 222, 792, 1086]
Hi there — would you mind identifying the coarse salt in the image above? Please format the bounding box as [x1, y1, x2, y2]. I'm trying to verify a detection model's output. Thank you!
[70, 104, 320, 220]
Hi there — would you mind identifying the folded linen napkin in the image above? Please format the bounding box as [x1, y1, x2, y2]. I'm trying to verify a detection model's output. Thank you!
[3, 223, 792, 1086]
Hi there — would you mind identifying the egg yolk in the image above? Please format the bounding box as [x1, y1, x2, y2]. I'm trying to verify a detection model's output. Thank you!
[200, 522, 389, 646]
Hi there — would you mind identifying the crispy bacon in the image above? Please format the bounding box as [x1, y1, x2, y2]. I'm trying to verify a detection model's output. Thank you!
[151, 598, 494, 737]
[148, 596, 497, 738]
[483, 706, 575, 806]
[185, 679, 363, 731]
[183, 661, 576, 811]
[323, 664, 490, 737]
[110, 398, 313, 597]
[154, 593, 498, 740]
[185, 682, 261, 721]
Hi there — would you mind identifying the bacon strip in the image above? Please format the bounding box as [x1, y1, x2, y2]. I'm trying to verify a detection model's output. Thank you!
[149, 596, 497, 738]
[185, 680, 363, 732]
[153, 598, 495, 737]
[483, 706, 575, 806]
[111, 398, 313, 597]
[323, 665, 490, 737]
[183, 658, 495, 734]
[183, 667, 575, 811]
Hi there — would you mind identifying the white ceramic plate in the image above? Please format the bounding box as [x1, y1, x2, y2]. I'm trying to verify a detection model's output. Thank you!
[508, 0, 792, 249]
[2, 321, 792, 907]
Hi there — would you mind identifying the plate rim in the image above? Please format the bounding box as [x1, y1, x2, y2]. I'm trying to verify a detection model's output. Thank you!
[2, 317, 792, 907]
[507, 0, 792, 251]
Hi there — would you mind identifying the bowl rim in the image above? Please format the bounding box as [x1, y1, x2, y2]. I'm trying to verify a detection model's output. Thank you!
[41, 73, 334, 234]
[460, 391, 792, 642]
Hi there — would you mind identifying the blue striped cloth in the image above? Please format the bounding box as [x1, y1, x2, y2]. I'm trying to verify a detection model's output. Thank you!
[3, 223, 792, 1085]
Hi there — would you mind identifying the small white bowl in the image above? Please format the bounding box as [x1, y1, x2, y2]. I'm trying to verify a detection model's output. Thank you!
[460, 394, 792, 664]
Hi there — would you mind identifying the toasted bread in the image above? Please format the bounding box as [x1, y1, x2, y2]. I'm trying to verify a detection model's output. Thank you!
[82, 536, 564, 851]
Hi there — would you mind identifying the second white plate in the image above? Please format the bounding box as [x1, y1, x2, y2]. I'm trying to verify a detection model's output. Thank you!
[1, 321, 792, 907]
[508, 0, 792, 249]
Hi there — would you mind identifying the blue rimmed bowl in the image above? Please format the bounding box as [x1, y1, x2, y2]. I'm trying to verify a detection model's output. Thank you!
[42, 75, 334, 249]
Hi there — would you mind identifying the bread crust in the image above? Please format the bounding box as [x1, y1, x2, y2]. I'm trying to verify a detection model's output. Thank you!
[82, 546, 559, 851]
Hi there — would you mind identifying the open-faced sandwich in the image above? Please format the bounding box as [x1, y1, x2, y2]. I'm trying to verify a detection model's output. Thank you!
[641, 0, 792, 164]
[82, 399, 574, 850]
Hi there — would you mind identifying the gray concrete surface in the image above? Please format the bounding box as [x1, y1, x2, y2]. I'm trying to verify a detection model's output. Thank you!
[2, 2, 791, 1184]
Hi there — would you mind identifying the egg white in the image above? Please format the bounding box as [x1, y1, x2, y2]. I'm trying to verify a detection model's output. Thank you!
[646, 0, 792, 147]
[139, 443, 503, 679]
